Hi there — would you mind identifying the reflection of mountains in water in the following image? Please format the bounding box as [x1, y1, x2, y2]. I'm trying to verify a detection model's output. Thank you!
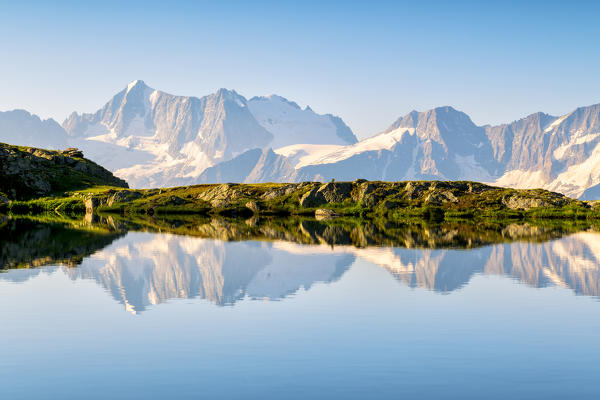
[64, 233, 354, 312]
[352, 233, 600, 296]
[1, 216, 599, 312]
[0, 217, 125, 273]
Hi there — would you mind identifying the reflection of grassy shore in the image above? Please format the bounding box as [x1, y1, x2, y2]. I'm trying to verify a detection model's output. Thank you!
[2, 213, 598, 271]
[106, 213, 596, 248]
[0, 216, 125, 270]
[3, 180, 600, 223]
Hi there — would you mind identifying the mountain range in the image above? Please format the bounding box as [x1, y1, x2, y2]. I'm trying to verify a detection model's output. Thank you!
[1, 80, 599, 199]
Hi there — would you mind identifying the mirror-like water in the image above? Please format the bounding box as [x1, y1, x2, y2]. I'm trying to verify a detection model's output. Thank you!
[1, 217, 599, 399]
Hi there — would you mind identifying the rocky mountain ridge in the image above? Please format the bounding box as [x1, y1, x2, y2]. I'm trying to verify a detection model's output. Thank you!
[211, 103, 600, 198]
[60, 80, 357, 187]
[1, 81, 599, 198]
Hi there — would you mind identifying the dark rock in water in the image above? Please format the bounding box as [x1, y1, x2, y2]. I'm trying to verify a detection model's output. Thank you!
[0, 194, 9, 212]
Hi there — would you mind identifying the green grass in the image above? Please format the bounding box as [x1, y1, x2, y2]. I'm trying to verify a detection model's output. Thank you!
[6, 180, 600, 224]
[8, 197, 85, 214]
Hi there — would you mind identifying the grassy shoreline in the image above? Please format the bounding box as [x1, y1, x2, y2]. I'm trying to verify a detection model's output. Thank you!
[3, 180, 600, 223]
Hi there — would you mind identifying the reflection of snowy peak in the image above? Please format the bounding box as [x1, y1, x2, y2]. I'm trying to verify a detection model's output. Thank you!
[3, 231, 598, 312]
[65, 233, 354, 313]
[284, 232, 600, 298]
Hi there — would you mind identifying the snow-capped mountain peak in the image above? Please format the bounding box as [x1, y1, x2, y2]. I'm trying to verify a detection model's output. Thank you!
[278, 106, 498, 182]
[57, 81, 357, 187]
[3, 81, 600, 198]
[247, 94, 357, 148]
[126, 79, 147, 92]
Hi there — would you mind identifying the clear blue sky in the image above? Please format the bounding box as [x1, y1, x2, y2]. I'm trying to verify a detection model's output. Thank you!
[1, 0, 599, 139]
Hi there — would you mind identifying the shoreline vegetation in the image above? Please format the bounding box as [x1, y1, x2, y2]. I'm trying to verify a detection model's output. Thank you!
[3, 180, 600, 223]
[1, 213, 597, 272]
[1, 143, 599, 225]
[3, 141, 600, 269]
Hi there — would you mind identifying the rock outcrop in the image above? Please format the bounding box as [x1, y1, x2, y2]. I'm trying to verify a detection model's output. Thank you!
[77, 179, 585, 219]
[0, 143, 128, 200]
[315, 208, 341, 220]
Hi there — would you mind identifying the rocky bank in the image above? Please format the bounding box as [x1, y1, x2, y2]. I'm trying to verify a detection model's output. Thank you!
[0, 143, 128, 200]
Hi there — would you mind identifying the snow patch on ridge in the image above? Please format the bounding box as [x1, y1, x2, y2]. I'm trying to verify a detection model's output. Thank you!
[553, 132, 600, 160]
[544, 115, 567, 133]
[547, 142, 600, 197]
[493, 169, 548, 189]
[305, 127, 414, 166]
[274, 144, 344, 168]
[248, 95, 354, 148]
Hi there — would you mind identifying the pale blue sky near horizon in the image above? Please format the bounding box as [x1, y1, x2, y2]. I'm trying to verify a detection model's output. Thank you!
[1, 0, 599, 139]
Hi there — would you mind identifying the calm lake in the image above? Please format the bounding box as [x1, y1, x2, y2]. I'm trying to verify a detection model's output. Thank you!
[1, 217, 599, 399]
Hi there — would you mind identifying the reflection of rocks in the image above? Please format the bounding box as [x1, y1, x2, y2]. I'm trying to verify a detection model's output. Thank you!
[357, 232, 600, 297]
[0, 218, 124, 270]
[484, 233, 600, 297]
[314, 208, 341, 220]
[1, 216, 599, 313]
[501, 223, 553, 239]
[133, 216, 575, 250]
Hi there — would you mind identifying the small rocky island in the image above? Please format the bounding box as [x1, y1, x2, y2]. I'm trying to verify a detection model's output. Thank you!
[1, 143, 599, 221]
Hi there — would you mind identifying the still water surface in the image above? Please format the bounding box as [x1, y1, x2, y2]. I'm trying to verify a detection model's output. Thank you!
[1, 218, 599, 399]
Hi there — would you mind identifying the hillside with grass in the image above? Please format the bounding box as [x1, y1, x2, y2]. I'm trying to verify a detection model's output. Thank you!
[2, 143, 599, 222]
[0, 143, 128, 202]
